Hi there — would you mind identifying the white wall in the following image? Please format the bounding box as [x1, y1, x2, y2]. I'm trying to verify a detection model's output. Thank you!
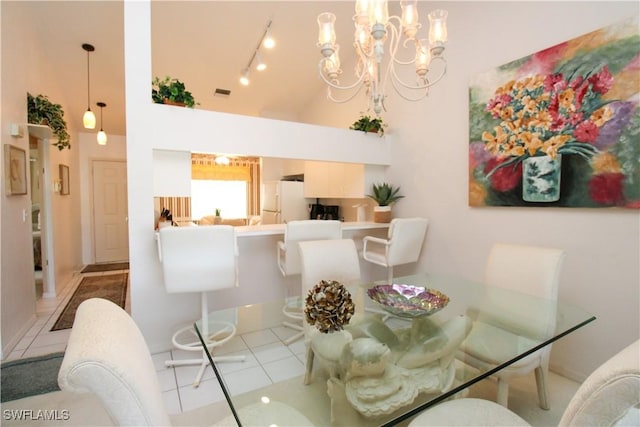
[1, 2, 83, 356]
[303, 1, 640, 380]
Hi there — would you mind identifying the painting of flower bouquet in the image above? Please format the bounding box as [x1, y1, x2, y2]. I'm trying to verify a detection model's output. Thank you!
[469, 16, 639, 208]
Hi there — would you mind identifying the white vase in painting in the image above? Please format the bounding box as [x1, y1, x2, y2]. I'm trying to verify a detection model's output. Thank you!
[522, 154, 562, 202]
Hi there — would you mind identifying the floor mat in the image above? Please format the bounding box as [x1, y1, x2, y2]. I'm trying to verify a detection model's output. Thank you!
[80, 262, 129, 273]
[51, 273, 128, 331]
[1, 352, 64, 402]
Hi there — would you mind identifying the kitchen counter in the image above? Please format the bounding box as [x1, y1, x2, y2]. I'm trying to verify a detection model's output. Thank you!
[235, 221, 389, 237]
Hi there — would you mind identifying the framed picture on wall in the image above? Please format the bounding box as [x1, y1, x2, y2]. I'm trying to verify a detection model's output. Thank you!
[59, 164, 70, 195]
[4, 144, 27, 195]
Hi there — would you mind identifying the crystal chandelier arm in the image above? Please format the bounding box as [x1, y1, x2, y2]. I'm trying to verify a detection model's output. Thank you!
[390, 55, 447, 91]
[318, 60, 368, 91]
[326, 84, 366, 104]
[388, 59, 447, 102]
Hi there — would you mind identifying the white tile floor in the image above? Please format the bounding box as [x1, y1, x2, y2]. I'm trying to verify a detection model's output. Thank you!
[5, 269, 311, 415]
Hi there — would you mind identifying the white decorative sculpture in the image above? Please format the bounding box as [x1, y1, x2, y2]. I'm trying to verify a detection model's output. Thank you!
[310, 313, 472, 421]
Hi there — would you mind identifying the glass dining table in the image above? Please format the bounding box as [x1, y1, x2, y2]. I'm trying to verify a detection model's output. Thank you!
[194, 272, 595, 427]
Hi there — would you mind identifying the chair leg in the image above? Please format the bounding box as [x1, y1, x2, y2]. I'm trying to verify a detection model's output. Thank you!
[496, 378, 509, 407]
[534, 366, 550, 410]
[304, 346, 315, 385]
[284, 330, 304, 345]
[193, 359, 208, 388]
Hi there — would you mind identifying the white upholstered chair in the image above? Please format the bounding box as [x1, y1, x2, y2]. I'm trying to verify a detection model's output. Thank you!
[457, 242, 566, 409]
[58, 298, 314, 426]
[408, 339, 640, 426]
[157, 225, 244, 388]
[277, 220, 342, 344]
[298, 238, 362, 385]
[362, 217, 429, 284]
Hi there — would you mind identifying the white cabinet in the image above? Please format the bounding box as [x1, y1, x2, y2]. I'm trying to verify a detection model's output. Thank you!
[304, 161, 385, 198]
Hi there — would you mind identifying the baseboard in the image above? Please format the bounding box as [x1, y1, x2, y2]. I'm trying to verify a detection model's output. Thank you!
[550, 363, 587, 383]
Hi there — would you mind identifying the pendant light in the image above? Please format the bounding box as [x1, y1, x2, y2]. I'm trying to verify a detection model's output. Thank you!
[96, 102, 107, 145]
[82, 43, 96, 129]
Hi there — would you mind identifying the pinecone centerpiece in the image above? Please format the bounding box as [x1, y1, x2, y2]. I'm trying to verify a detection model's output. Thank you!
[304, 280, 355, 334]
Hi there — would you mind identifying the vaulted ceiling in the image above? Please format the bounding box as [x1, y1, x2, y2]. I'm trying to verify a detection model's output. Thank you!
[21, 1, 363, 137]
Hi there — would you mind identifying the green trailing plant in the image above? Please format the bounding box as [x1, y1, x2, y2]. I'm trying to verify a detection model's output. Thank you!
[349, 114, 386, 136]
[27, 93, 71, 150]
[367, 182, 404, 206]
[152, 76, 198, 108]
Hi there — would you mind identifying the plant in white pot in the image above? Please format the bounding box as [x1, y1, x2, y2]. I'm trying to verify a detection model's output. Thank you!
[367, 183, 404, 223]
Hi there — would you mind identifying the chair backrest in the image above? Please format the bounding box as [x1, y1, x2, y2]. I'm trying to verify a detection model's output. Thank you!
[280, 220, 342, 276]
[480, 243, 566, 340]
[484, 242, 565, 299]
[58, 298, 172, 426]
[158, 225, 238, 294]
[386, 218, 429, 267]
[299, 239, 361, 339]
[559, 339, 640, 426]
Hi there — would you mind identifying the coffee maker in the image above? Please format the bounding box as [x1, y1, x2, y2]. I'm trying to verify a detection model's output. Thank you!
[309, 200, 324, 220]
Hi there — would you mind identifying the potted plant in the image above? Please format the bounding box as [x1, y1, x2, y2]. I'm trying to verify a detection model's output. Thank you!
[349, 114, 386, 136]
[27, 93, 71, 150]
[151, 76, 198, 108]
[367, 182, 404, 223]
[214, 208, 222, 224]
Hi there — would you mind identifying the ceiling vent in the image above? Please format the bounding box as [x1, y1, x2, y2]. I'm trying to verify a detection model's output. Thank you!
[214, 88, 231, 98]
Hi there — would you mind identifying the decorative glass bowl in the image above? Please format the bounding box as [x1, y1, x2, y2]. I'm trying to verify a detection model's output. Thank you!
[367, 284, 450, 318]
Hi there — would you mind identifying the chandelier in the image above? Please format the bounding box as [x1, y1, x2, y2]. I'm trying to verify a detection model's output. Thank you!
[317, 0, 448, 115]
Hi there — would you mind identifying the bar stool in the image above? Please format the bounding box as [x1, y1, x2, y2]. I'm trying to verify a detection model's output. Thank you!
[157, 225, 245, 387]
[362, 217, 429, 284]
[277, 220, 342, 344]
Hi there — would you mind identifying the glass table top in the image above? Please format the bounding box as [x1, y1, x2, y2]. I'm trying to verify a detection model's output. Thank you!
[194, 272, 595, 426]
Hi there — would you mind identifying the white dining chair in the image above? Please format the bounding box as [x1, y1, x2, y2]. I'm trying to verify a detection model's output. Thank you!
[276, 220, 342, 344]
[298, 238, 362, 385]
[58, 298, 314, 426]
[457, 242, 566, 409]
[362, 217, 429, 284]
[157, 225, 245, 388]
[408, 339, 640, 426]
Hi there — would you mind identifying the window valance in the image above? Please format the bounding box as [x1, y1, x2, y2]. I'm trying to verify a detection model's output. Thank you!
[191, 154, 259, 181]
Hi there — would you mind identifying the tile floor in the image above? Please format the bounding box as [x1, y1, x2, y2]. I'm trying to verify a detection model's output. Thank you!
[5, 268, 313, 415]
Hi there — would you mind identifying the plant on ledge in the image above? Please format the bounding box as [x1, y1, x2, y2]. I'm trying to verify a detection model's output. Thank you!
[350, 114, 386, 136]
[152, 76, 198, 108]
[27, 93, 71, 150]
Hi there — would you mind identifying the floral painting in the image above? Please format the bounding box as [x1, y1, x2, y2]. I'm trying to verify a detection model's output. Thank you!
[469, 16, 639, 208]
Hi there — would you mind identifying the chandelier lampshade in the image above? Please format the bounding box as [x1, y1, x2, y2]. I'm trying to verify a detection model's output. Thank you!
[317, 1, 449, 115]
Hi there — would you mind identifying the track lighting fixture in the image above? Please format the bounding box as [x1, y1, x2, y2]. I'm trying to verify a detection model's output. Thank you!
[239, 20, 274, 85]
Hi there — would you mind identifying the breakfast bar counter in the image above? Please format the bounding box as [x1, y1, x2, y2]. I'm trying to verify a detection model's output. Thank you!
[235, 221, 389, 237]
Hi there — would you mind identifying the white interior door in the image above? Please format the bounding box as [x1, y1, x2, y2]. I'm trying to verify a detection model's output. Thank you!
[93, 160, 129, 263]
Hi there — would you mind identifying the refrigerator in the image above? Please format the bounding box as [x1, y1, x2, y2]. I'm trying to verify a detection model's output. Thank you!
[261, 181, 308, 224]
